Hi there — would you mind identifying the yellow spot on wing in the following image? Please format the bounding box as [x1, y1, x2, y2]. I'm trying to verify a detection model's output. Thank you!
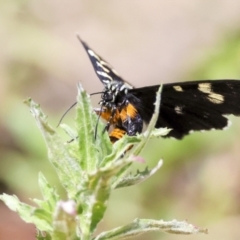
[207, 93, 224, 104]
[198, 83, 211, 93]
[173, 86, 183, 92]
[198, 83, 224, 104]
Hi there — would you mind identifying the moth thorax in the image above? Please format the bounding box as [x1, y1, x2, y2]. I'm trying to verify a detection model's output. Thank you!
[101, 82, 127, 103]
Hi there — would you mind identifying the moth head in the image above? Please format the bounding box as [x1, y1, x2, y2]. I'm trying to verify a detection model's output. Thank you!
[101, 91, 115, 103]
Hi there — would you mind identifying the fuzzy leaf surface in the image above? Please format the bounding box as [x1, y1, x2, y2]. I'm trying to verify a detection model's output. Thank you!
[25, 98, 81, 197]
[0, 194, 52, 231]
[94, 218, 208, 240]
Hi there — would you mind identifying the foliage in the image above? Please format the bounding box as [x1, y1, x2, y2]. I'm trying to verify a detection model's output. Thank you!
[0, 84, 207, 239]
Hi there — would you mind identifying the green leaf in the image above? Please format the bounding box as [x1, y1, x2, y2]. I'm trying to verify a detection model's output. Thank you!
[60, 123, 78, 140]
[33, 209, 52, 226]
[100, 135, 140, 168]
[36, 231, 52, 240]
[0, 194, 52, 231]
[24, 98, 82, 197]
[35, 172, 59, 212]
[94, 218, 208, 240]
[77, 156, 136, 234]
[76, 84, 112, 171]
[114, 160, 163, 189]
[148, 127, 171, 138]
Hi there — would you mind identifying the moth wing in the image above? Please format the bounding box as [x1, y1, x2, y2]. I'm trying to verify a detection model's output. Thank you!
[129, 80, 240, 139]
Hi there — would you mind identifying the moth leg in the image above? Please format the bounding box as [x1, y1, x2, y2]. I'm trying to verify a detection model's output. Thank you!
[94, 107, 114, 133]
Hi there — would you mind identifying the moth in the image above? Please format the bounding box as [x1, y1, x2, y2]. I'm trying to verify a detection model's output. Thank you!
[78, 36, 240, 142]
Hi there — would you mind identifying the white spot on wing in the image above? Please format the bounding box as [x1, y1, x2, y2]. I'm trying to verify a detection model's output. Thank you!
[96, 71, 113, 80]
[98, 59, 120, 77]
[102, 79, 110, 84]
[88, 49, 101, 61]
[99, 60, 110, 68]
[96, 61, 110, 73]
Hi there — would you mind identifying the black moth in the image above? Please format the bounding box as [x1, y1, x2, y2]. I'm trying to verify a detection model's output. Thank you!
[78, 35, 240, 142]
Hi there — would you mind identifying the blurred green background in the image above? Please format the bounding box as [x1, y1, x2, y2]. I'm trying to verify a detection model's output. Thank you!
[1, 1, 240, 239]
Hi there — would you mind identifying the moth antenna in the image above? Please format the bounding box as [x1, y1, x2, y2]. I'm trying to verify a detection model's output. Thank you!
[90, 91, 104, 96]
[56, 91, 103, 128]
[57, 102, 77, 127]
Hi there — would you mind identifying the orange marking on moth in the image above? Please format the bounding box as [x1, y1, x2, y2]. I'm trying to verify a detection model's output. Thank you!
[95, 104, 138, 143]
[126, 104, 137, 118]
[95, 108, 123, 131]
[110, 128, 126, 140]
[119, 108, 127, 122]
[100, 110, 112, 121]
[95, 108, 116, 122]
[119, 103, 137, 122]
